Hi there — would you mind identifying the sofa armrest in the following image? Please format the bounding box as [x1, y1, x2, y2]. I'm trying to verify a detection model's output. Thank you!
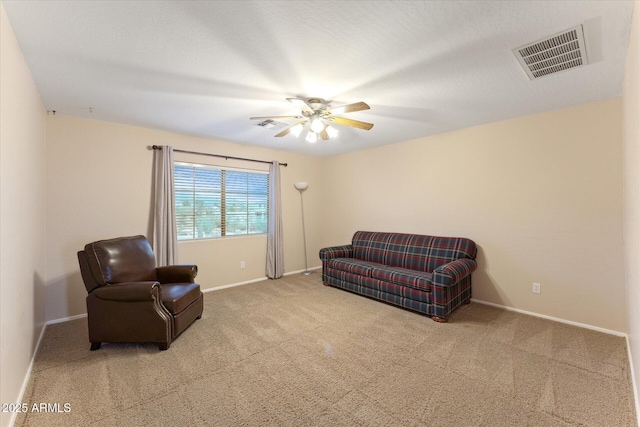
[432, 258, 477, 286]
[156, 265, 198, 283]
[319, 245, 353, 261]
[91, 281, 160, 302]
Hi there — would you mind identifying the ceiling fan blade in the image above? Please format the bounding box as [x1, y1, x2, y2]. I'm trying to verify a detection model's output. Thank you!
[287, 98, 315, 114]
[250, 115, 302, 120]
[274, 120, 307, 137]
[329, 116, 374, 131]
[319, 129, 330, 140]
[326, 101, 370, 115]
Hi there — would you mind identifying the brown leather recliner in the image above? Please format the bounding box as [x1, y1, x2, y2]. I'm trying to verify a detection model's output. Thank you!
[77, 235, 204, 351]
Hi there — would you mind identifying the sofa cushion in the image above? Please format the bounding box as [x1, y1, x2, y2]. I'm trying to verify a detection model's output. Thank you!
[326, 258, 381, 277]
[371, 266, 433, 291]
[352, 231, 477, 272]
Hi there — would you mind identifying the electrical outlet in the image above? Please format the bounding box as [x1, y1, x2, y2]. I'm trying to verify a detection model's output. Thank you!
[240, 261, 245, 269]
[532, 283, 541, 294]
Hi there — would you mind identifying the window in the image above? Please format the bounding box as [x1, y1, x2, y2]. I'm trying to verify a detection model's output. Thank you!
[174, 162, 269, 240]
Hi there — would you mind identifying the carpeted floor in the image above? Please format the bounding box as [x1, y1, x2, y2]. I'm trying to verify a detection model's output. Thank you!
[15, 273, 637, 426]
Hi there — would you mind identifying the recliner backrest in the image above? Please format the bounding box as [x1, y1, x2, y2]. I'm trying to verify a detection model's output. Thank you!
[84, 235, 157, 286]
[78, 250, 100, 293]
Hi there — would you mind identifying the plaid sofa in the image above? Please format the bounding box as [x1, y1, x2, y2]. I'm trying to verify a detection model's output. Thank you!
[319, 231, 477, 321]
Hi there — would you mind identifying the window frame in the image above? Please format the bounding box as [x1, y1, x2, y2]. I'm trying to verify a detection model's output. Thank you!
[174, 161, 269, 241]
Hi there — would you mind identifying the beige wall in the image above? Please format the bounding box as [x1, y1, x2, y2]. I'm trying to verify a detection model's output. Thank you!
[48, 98, 627, 333]
[322, 98, 626, 332]
[0, 3, 47, 427]
[1, 0, 636, 421]
[45, 114, 323, 321]
[623, 0, 640, 420]
[3, 5, 637, 420]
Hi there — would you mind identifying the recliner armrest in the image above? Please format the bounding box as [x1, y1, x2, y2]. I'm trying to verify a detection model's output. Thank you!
[156, 265, 198, 283]
[91, 281, 160, 302]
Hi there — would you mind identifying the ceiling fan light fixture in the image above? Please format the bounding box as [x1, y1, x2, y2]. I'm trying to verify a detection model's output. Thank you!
[290, 123, 304, 137]
[251, 98, 373, 143]
[310, 117, 325, 133]
[305, 131, 318, 143]
[326, 125, 339, 139]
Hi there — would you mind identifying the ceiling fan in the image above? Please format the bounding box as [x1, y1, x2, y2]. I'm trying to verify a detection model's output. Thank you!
[250, 97, 373, 143]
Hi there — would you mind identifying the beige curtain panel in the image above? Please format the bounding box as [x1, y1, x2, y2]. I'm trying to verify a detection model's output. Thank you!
[152, 145, 178, 266]
[266, 161, 284, 278]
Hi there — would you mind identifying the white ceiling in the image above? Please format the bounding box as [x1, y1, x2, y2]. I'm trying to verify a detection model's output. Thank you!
[3, 1, 635, 158]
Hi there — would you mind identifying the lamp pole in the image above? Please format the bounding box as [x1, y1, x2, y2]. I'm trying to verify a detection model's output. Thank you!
[294, 182, 312, 275]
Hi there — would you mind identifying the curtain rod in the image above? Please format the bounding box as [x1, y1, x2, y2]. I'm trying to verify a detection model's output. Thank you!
[151, 145, 287, 167]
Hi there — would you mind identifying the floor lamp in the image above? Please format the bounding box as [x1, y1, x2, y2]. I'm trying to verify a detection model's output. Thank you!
[294, 182, 313, 275]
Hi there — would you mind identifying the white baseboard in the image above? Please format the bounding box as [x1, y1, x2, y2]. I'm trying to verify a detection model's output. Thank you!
[201, 266, 321, 294]
[46, 313, 87, 325]
[627, 335, 640, 427]
[284, 266, 321, 276]
[9, 323, 47, 427]
[201, 276, 268, 293]
[470, 298, 626, 337]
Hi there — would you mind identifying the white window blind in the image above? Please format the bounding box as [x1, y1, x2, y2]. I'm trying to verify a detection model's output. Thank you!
[174, 162, 269, 240]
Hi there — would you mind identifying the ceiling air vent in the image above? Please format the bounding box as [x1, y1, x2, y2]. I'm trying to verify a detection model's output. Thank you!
[256, 119, 288, 131]
[513, 25, 589, 80]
